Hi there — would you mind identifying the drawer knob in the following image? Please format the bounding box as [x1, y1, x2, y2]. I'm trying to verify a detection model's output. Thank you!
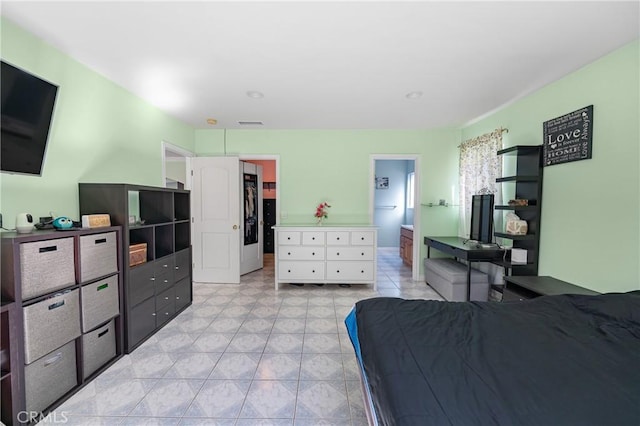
[165, 296, 169, 300]
[288, 252, 291, 255]
[336, 252, 340, 256]
[164, 279, 169, 283]
[361, 270, 364, 273]
[312, 252, 315, 256]
[165, 312, 170, 316]
[287, 237, 291, 240]
[150, 277, 156, 281]
[312, 237, 315, 240]
[288, 269, 291, 273]
[152, 313, 156, 316]
[361, 237, 364, 240]
[163, 264, 169, 268]
[175, 266, 179, 270]
[336, 270, 340, 273]
[337, 237, 340, 240]
[361, 252, 364, 256]
[312, 270, 315, 273]
[176, 296, 180, 300]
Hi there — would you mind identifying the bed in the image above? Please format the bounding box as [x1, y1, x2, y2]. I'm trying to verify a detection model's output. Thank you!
[344, 291, 640, 425]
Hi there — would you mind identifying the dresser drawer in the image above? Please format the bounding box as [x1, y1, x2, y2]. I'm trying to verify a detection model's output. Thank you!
[351, 231, 375, 246]
[129, 261, 155, 306]
[279, 246, 325, 261]
[174, 249, 191, 281]
[326, 246, 374, 261]
[326, 261, 374, 281]
[278, 261, 325, 280]
[279, 231, 301, 245]
[302, 231, 325, 245]
[326, 231, 349, 245]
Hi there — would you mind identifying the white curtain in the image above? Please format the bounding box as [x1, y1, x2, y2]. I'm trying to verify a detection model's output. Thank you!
[458, 129, 503, 239]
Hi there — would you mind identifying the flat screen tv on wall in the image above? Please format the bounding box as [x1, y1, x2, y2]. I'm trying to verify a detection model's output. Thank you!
[469, 193, 494, 244]
[1, 61, 58, 176]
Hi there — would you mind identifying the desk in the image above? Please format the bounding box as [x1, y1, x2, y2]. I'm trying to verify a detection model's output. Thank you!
[424, 236, 504, 301]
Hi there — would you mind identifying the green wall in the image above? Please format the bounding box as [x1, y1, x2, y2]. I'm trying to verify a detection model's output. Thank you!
[195, 128, 461, 260]
[462, 40, 639, 293]
[0, 18, 194, 223]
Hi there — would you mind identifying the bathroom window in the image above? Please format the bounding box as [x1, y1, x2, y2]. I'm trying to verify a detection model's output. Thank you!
[406, 172, 415, 209]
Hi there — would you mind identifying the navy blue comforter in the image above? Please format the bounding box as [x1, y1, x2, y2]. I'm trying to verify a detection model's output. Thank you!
[350, 292, 640, 426]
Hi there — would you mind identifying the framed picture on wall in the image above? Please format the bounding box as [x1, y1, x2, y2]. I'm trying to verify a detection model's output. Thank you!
[375, 176, 389, 189]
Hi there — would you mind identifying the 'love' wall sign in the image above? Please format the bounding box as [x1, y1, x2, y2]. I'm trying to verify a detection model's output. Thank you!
[543, 105, 593, 166]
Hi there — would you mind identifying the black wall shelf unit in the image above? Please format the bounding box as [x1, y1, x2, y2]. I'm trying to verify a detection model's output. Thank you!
[79, 183, 192, 353]
[494, 145, 543, 276]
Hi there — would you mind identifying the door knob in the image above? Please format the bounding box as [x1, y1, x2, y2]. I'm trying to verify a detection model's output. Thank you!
[260, 220, 264, 225]
[233, 225, 238, 230]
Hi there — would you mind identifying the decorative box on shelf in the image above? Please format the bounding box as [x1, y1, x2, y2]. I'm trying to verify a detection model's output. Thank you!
[129, 243, 147, 267]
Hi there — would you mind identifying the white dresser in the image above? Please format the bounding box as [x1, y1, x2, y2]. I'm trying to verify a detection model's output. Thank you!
[273, 225, 378, 290]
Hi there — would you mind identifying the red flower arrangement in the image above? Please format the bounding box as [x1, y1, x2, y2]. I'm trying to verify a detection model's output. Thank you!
[314, 202, 331, 224]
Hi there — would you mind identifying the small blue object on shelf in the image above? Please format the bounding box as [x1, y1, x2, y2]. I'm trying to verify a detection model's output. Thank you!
[53, 217, 74, 229]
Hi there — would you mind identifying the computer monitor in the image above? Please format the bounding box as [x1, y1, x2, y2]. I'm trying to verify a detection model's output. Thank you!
[469, 194, 494, 244]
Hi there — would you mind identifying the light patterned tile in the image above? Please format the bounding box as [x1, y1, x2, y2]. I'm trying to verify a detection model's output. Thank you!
[236, 420, 292, 426]
[272, 318, 306, 334]
[239, 380, 297, 419]
[209, 352, 261, 380]
[163, 352, 222, 379]
[61, 415, 125, 426]
[179, 419, 235, 426]
[295, 381, 350, 420]
[191, 333, 234, 352]
[255, 353, 301, 380]
[129, 379, 203, 417]
[218, 305, 252, 318]
[278, 306, 308, 319]
[155, 331, 199, 353]
[265, 333, 304, 353]
[184, 380, 251, 418]
[58, 378, 157, 416]
[306, 306, 336, 319]
[300, 353, 344, 381]
[303, 334, 341, 354]
[305, 318, 338, 334]
[227, 333, 268, 352]
[120, 416, 181, 425]
[204, 317, 243, 333]
[239, 318, 275, 333]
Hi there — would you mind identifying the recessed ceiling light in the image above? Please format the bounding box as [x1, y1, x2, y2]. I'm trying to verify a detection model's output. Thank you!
[246, 90, 264, 99]
[206, 118, 218, 125]
[405, 91, 423, 100]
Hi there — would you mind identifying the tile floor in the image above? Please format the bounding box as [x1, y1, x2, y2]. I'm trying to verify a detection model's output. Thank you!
[49, 248, 443, 425]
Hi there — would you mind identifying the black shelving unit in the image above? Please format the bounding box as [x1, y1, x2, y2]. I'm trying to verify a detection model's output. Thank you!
[494, 145, 543, 276]
[79, 183, 192, 353]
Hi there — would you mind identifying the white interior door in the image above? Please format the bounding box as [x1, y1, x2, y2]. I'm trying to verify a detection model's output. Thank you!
[240, 162, 264, 275]
[192, 157, 241, 283]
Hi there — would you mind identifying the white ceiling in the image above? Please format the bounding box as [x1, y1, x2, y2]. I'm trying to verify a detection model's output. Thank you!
[2, 1, 638, 130]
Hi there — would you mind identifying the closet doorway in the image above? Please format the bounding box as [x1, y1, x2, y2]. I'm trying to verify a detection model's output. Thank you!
[241, 156, 279, 275]
[369, 154, 420, 281]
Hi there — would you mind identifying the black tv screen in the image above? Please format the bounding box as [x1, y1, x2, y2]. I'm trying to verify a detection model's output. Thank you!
[1, 61, 58, 175]
[469, 194, 494, 244]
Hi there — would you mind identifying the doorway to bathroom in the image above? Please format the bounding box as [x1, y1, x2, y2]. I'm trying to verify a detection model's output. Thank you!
[370, 155, 420, 281]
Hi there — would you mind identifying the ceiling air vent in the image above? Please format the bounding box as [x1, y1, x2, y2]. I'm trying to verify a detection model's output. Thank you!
[238, 121, 264, 126]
